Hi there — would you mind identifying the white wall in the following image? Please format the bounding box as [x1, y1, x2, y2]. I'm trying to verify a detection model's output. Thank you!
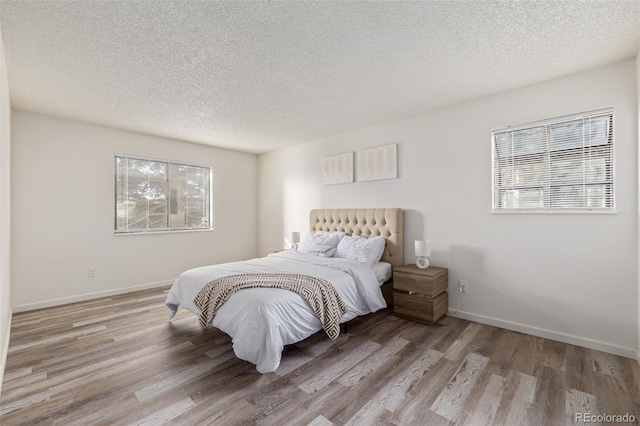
[11, 111, 258, 310]
[259, 59, 639, 358]
[637, 50, 640, 363]
[0, 28, 11, 396]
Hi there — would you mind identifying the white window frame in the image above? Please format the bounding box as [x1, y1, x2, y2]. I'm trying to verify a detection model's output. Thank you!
[114, 154, 213, 234]
[491, 108, 615, 214]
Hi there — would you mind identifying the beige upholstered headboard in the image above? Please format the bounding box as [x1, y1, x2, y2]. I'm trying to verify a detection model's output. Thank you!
[309, 208, 404, 268]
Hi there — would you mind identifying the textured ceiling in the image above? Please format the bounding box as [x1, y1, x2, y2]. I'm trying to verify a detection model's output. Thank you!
[0, 1, 639, 154]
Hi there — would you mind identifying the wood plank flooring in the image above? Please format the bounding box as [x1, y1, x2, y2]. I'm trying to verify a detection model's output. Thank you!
[1, 287, 639, 425]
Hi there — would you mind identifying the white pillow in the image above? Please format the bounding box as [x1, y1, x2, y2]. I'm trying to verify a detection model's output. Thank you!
[335, 235, 386, 267]
[298, 243, 336, 258]
[297, 231, 345, 253]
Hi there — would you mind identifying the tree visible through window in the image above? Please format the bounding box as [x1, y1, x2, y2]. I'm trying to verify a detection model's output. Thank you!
[492, 109, 614, 212]
[115, 155, 211, 233]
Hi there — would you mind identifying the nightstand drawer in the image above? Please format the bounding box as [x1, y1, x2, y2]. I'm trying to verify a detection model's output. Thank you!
[393, 266, 447, 297]
[393, 291, 448, 324]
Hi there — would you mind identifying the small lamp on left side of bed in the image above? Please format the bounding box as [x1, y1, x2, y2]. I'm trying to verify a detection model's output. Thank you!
[415, 240, 430, 269]
[290, 232, 300, 250]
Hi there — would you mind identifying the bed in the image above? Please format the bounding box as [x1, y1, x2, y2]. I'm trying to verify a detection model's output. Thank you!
[165, 208, 404, 373]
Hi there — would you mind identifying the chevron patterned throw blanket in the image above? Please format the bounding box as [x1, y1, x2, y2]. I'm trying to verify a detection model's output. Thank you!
[193, 273, 348, 339]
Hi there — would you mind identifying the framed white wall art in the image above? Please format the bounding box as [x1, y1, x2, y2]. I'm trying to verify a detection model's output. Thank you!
[322, 152, 354, 185]
[357, 143, 397, 182]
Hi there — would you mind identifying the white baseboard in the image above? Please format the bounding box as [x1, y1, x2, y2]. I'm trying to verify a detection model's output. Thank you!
[0, 307, 12, 397]
[12, 280, 174, 313]
[447, 309, 638, 360]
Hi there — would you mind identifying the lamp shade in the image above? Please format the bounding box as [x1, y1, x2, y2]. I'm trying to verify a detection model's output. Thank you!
[415, 240, 430, 257]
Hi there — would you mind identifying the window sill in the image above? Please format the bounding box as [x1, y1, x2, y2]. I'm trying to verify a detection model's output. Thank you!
[114, 228, 214, 236]
[491, 210, 618, 215]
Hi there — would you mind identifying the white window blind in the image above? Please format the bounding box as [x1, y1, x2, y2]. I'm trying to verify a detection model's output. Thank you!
[492, 109, 614, 212]
[115, 155, 211, 233]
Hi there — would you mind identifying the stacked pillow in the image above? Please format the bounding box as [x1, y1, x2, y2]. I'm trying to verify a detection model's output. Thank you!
[335, 234, 386, 267]
[296, 231, 386, 267]
[297, 231, 345, 257]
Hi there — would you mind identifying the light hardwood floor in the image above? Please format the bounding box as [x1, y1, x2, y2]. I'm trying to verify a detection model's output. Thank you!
[1, 287, 639, 425]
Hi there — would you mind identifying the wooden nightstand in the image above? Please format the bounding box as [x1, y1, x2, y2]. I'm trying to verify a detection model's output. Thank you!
[392, 264, 448, 324]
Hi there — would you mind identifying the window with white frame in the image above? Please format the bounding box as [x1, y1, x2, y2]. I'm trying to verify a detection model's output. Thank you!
[115, 155, 211, 233]
[492, 109, 614, 212]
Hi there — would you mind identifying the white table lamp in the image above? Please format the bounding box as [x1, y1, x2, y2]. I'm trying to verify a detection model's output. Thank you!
[415, 240, 430, 269]
[290, 232, 300, 250]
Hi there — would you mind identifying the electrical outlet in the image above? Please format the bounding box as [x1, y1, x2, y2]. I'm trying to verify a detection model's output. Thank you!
[88, 267, 96, 278]
[457, 279, 468, 293]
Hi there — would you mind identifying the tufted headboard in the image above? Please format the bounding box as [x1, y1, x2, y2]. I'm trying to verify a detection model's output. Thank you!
[309, 208, 404, 268]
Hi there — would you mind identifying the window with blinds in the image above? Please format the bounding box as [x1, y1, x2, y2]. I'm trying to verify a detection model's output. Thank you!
[492, 109, 614, 212]
[115, 155, 211, 233]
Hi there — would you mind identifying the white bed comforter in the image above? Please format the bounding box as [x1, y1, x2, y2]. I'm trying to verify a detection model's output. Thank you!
[165, 251, 387, 373]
